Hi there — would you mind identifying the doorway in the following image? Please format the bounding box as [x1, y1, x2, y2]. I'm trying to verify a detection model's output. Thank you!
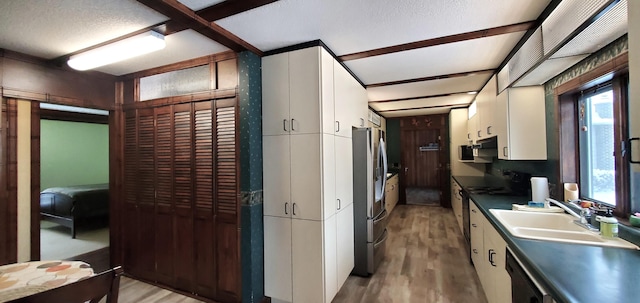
[38, 104, 110, 262]
[399, 114, 450, 207]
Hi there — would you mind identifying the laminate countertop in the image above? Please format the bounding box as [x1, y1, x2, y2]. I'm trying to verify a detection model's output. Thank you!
[453, 176, 640, 303]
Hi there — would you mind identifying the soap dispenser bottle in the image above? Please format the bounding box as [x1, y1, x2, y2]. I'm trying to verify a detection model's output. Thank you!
[598, 209, 618, 238]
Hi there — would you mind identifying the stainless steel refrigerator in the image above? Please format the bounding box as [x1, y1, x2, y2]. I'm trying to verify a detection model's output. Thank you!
[352, 127, 388, 276]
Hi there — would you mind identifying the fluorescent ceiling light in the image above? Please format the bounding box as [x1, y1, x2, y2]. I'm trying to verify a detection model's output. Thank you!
[68, 31, 165, 71]
[467, 91, 478, 94]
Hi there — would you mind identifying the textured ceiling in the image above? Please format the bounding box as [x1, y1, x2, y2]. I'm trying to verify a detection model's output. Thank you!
[0, 0, 580, 117]
[0, 0, 167, 59]
[216, 0, 550, 55]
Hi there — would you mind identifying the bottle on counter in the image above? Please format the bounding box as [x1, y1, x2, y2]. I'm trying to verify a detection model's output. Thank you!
[598, 209, 618, 238]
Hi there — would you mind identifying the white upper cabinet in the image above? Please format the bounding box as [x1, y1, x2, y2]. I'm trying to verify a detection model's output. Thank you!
[262, 53, 290, 136]
[476, 75, 498, 139]
[333, 61, 357, 137]
[262, 47, 335, 136]
[495, 86, 547, 160]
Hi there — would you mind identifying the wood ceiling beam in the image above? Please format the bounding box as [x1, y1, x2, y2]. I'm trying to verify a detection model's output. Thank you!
[366, 69, 494, 88]
[376, 103, 468, 113]
[338, 21, 536, 61]
[369, 91, 476, 103]
[164, 0, 279, 35]
[137, 0, 263, 56]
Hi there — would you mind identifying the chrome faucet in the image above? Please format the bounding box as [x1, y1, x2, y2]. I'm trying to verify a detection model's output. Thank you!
[545, 198, 598, 231]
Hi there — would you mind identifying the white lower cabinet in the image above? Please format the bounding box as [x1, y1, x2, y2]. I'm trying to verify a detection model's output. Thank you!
[336, 203, 354, 288]
[470, 201, 512, 303]
[265, 215, 337, 303]
[451, 178, 463, 232]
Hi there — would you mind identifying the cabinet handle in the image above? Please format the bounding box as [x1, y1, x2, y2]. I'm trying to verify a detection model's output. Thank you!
[471, 209, 477, 213]
[335, 121, 340, 132]
[473, 249, 478, 254]
[360, 118, 365, 127]
[291, 119, 296, 131]
[467, 133, 470, 139]
[472, 223, 477, 228]
[487, 126, 492, 135]
[283, 119, 288, 132]
[285, 202, 289, 215]
[293, 203, 297, 216]
[477, 130, 481, 137]
[488, 249, 497, 267]
[503, 146, 508, 157]
[337, 199, 341, 210]
[629, 138, 640, 164]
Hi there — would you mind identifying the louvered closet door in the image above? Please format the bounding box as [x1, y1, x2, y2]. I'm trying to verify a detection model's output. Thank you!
[123, 110, 139, 276]
[137, 108, 157, 281]
[173, 103, 195, 293]
[214, 98, 241, 302]
[155, 106, 175, 286]
[193, 101, 216, 299]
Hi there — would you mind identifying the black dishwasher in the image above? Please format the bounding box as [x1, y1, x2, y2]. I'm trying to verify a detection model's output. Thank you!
[506, 249, 545, 303]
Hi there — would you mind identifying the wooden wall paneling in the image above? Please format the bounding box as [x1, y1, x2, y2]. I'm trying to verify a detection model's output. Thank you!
[193, 100, 216, 299]
[214, 98, 241, 302]
[0, 100, 8, 265]
[154, 105, 175, 286]
[30, 102, 40, 260]
[4, 99, 18, 264]
[0, 52, 117, 110]
[217, 59, 238, 90]
[136, 108, 157, 281]
[172, 103, 195, 293]
[109, 103, 123, 268]
[122, 110, 139, 275]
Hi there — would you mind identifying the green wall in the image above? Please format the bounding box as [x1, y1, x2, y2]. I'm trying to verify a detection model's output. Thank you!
[40, 119, 109, 190]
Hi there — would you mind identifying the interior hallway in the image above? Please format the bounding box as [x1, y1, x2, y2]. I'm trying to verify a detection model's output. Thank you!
[333, 205, 486, 303]
[89, 204, 485, 302]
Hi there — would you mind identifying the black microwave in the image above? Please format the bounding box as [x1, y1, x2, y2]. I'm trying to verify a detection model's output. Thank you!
[458, 145, 474, 161]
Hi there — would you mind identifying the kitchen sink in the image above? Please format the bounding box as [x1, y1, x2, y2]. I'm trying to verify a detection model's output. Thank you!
[489, 209, 639, 250]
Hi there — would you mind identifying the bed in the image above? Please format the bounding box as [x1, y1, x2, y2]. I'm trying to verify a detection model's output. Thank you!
[40, 183, 109, 238]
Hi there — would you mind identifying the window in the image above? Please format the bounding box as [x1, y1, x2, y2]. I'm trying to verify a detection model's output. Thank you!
[558, 71, 630, 217]
[578, 86, 617, 205]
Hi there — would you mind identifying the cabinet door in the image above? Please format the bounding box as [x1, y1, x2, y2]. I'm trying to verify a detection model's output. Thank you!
[264, 216, 293, 302]
[321, 49, 335, 135]
[291, 134, 323, 220]
[477, 75, 497, 138]
[483, 216, 512, 303]
[335, 135, 353, 210]
[467, 112, 478, 144]
[292, 218, 329, 303]
[336, 203, 354, 289]
[495, 90, 509, 159]
[263, 135, 291, 218]
[323, 134, 337, 219]
[290, 47, 322, 135]
[469, 201, 484, 270]
[262, 53, 290, 136]
[506, 86, 547, 160]
[333, 61, 355, 138]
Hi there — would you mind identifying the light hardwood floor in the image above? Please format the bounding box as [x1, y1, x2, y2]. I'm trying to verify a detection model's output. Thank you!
[109, 204, 485, 303]
[333, 205, 487, 303]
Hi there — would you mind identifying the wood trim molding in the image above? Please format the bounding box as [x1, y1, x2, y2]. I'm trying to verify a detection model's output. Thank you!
[122, 89, 237, 110]
[366, 69, 494, 88]
[119, 51, 236, 80]
[40, 109, 109, 124]
[338, 21, 535, 61]
[554, 52, 628, 96]
[5, 99, 18, 264]
[377, 104, 467, 113]
[369, 92, 475, 103]
[1, 89, 115, 111]
[30, 102, 40, 261]
[165, 0, 279, 35]
[136, 0, 262, 56]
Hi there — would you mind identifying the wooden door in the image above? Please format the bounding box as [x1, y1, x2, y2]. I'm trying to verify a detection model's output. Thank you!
[193, 101, 216, 298]
[172, 103, 194, 293]
[154, 106, 175, 286]
[213, 99, 241, 302]
[137, 108, 157, 281]
[402, 129, 440, 188]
